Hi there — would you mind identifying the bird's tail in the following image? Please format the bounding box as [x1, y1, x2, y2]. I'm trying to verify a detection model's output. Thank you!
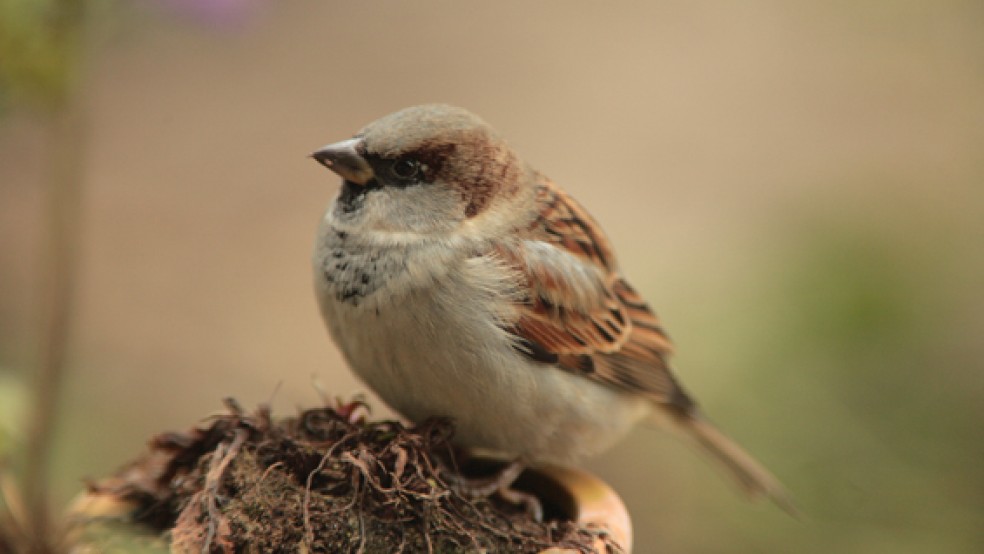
[677, 414, 797, 515]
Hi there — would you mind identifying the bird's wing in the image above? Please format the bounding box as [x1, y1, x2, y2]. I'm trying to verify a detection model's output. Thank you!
[496, 177, 695, 412]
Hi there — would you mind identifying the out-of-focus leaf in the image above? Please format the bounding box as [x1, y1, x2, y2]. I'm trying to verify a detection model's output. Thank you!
[0, 0, 85, 111]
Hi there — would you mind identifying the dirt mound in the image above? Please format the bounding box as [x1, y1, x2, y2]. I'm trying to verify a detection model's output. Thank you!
[74, 399, 623, 553]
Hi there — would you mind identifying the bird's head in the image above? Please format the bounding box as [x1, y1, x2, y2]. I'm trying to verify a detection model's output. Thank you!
[312, 104, 530, 236]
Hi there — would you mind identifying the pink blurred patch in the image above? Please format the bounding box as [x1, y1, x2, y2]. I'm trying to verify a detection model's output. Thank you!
[154, 0, 264, 27]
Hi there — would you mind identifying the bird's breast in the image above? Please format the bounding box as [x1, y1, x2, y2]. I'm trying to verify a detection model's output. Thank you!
[312, 221, 649, 463]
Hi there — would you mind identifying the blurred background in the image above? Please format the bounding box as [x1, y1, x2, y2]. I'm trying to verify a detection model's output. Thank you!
[1, 1, 982, 552]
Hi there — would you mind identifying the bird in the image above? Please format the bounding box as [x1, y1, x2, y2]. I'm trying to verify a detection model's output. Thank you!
[310, 104, 792, 512]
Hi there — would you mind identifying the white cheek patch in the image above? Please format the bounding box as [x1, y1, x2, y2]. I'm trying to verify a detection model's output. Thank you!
[358, 185, 463, 235]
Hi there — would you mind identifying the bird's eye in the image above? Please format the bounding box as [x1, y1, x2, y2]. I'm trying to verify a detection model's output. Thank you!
[391, 157, 420, 180]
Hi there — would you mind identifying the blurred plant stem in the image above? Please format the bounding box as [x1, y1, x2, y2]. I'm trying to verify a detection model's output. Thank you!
[9, 0, 90, 550]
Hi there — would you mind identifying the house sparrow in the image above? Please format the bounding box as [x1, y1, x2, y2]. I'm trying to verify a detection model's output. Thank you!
[311, 104, 791, 510]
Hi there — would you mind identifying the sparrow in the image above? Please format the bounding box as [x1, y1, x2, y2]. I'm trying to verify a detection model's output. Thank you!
[310, 104, 792, 511]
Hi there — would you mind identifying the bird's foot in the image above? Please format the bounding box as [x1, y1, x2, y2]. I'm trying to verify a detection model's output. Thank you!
[496, 485, 544, 522]
[445, 459, 544, 521]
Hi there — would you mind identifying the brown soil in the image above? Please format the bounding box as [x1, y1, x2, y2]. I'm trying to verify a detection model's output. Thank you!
[75, 399, 623, 553]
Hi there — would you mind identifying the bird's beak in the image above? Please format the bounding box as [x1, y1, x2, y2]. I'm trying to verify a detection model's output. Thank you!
[310, 138, 374, 185]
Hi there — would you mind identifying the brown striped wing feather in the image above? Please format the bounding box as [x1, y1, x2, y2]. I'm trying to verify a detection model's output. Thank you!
[500, 178, 695, 413]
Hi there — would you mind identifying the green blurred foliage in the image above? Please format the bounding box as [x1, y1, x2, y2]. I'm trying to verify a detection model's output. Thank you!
[0, 0, 77, 111]
[0, 0, 116, 112]
[72, 522, 169, 553]
[720, 216, 984, 553]
[0, 371, 26, 458]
